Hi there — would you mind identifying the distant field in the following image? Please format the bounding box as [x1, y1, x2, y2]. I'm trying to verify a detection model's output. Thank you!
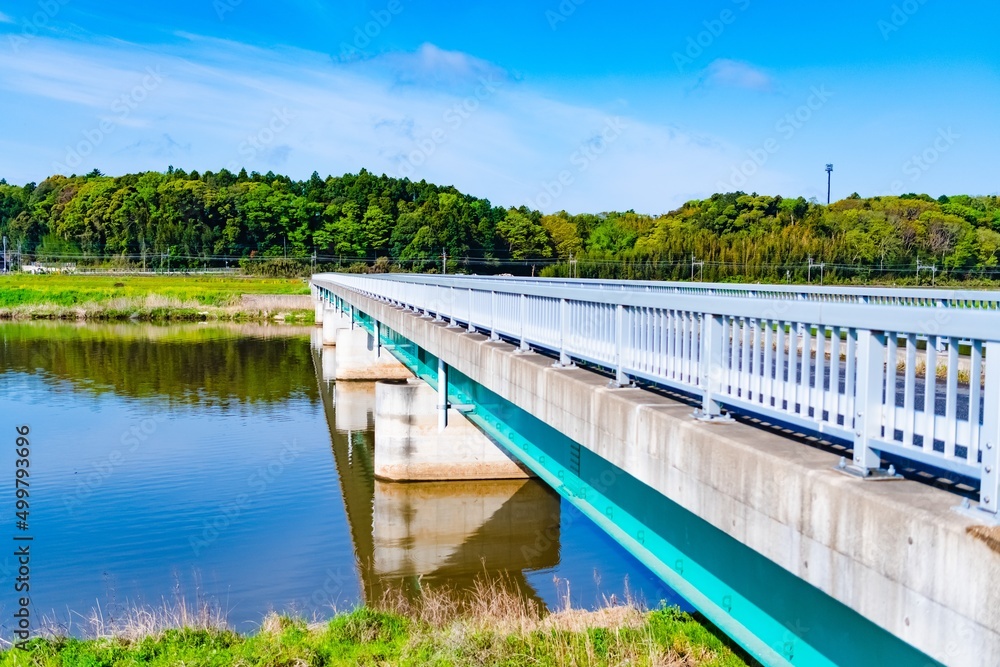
[0, 274, 311, 309]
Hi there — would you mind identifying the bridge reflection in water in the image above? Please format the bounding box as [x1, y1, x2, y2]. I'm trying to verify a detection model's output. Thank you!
[310, 335, 561, 609]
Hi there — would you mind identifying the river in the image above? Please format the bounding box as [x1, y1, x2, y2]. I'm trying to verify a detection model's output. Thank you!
[0, 321, 682, 636]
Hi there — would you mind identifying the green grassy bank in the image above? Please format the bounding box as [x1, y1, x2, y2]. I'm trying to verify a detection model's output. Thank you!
[0, 274, 313, 322]
[1, 605, 751, 667]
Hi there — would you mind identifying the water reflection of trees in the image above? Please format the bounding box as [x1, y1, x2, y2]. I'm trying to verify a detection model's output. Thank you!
[0, 322, 317, 406]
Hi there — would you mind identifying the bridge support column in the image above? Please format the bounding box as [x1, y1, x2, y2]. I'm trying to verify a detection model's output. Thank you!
[314, 298, 325, 326]
[322, 304, 350, 346]
[374, 379, 534, 481]
[334, 327, 412, 381]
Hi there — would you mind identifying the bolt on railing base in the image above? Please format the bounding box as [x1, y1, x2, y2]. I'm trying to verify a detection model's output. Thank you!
[835, 458, 904, 481]
[607, 379, 637, 389]
[691, 409, 735, 424]
[552, 361, 577, 370]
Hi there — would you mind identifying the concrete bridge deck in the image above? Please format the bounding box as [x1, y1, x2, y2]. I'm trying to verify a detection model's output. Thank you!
[313, 274, 1000, 667]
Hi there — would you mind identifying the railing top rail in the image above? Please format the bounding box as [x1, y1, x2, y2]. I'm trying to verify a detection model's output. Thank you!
[312, 273, 1000, 341]
[313, 272, 1000, 305]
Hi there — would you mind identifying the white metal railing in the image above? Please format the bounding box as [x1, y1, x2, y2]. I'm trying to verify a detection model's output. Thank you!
[313, 273, 1000, 516]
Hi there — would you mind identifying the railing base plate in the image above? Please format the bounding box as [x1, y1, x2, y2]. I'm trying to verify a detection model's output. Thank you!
[953, 502, 1000, 526]
[835, 464, 904, 481]
[691, 410, 734, 423]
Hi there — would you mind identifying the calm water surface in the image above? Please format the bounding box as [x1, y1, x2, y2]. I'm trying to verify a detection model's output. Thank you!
[0, 322, 680, 636]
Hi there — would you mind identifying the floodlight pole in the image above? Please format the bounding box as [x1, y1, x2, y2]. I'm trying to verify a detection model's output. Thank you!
[826, 164, 833, 205]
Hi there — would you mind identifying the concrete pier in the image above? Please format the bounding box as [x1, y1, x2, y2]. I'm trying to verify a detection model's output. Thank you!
[321, 305, 351, 346]
[314, 299, 325, 326]
[374, 379, 534, 481]
[334, 328, 412, 381]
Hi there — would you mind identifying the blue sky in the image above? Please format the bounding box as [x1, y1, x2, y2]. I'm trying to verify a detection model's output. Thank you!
[0, 0, 997, 213]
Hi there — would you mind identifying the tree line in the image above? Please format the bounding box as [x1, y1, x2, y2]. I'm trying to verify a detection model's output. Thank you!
[1, 168, 998, 282]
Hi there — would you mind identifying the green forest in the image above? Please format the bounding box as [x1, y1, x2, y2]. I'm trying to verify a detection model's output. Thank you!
[1, 167, 999, 283]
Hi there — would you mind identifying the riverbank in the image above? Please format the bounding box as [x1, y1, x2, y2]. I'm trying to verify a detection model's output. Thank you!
[1, 598, 751, 667]
[0, 274, 313, 322]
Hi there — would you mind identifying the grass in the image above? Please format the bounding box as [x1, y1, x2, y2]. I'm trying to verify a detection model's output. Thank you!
[0, 274, 313, 322]
[0, 580, 753, 667]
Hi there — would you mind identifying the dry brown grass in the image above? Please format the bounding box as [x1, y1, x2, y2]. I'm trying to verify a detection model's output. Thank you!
[22, 577, 748, 666]
[240, 294, 313, 311]
[968, 525, 1000, 554]
[34, 597, 229, 642]
[364, 574, 747, 667]
[0, 293, 314, 322]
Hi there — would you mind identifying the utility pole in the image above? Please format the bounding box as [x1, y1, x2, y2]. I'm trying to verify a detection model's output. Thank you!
[442, 249, 447, 275]
[2, 236, 7, 274]
[808, 255, 825, 285]
[691, 254, 704, 281]
[569, 253, 578, 279]
[917, 260, 937, 286]
[826, 164, 833, 205]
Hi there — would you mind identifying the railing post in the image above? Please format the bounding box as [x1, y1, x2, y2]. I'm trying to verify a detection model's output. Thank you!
[981, 343, 1000, 514]
[448, 286, 459, 328]
[518, 293, 530, 353]
[698, 314, 726, 419]
[851, 329, 886, 476]
[612, 304, 629, 386]
[556, 297, 574, 367]
[438, 356, 449, 432]
[490, 290, 500, 341]
[467, 288, 475, 333]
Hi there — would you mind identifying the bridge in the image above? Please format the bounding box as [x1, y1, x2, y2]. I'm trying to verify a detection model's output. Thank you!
[310, 273, 1000, 667]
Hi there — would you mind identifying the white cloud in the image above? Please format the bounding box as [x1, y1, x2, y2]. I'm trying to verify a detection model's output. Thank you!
[0, 36, 768, 213]
[358, 42, 511, 89]
[0, 11, 14, 24]
[697, 59, 774, 92]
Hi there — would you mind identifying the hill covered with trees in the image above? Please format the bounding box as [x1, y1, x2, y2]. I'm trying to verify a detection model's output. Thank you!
[1, 168, 998, 282]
